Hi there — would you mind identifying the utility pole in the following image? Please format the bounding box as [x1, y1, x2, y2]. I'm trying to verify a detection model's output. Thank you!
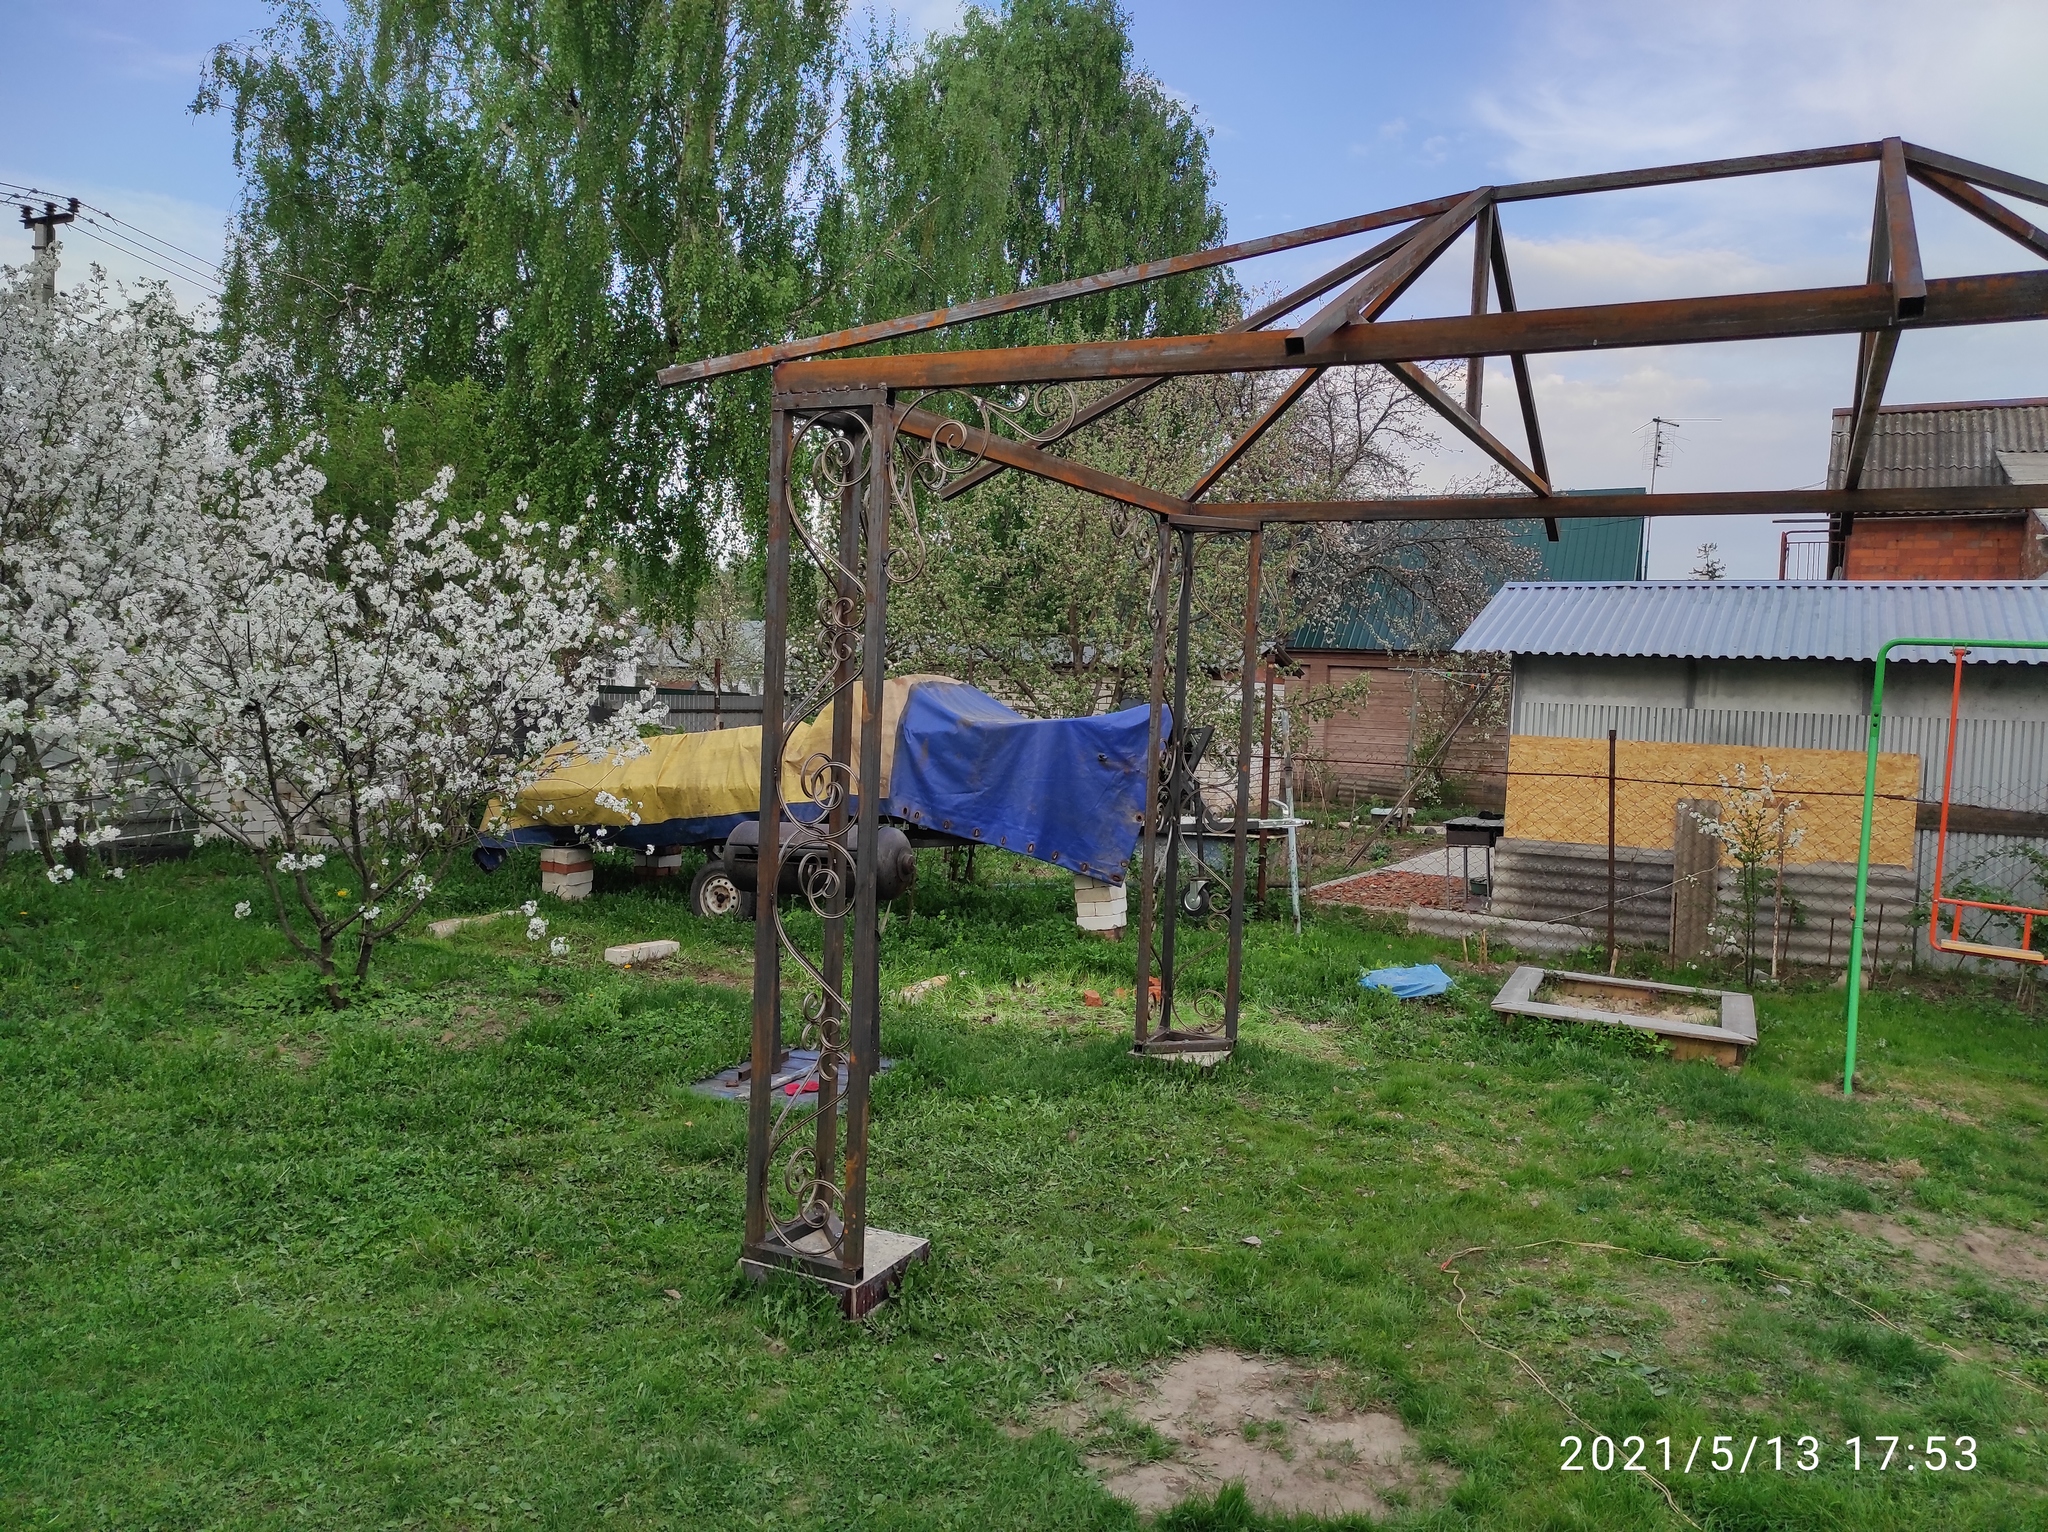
[20, 199, 78, 302]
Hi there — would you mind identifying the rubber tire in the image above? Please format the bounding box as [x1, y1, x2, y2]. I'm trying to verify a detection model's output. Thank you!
[1181, 879, 1214, 918]
[689, 861, 750, 919]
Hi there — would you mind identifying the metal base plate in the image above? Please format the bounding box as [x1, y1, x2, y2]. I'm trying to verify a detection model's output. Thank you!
[740, 1227, 930, 1320]
[1134, 1029, 1234, 1062]
[1133, 1037, 1233, 1067]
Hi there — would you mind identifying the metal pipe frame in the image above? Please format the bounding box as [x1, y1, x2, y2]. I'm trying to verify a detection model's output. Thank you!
[682, 139, 2048, 1313]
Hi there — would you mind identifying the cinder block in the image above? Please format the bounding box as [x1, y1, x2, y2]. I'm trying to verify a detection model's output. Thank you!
[605, 939, 679, 966]
[543, 870, 594, 902]
[1074, 873, 1127, 934]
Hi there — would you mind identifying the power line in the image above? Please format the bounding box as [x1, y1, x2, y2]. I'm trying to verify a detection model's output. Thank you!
[72, 216, 224, 291]
[65, 223, 224, 295]
[3, 178, 226, 288]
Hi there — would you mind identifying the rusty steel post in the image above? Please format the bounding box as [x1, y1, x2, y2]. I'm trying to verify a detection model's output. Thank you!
[743, 409, 791, 1252]
[1154, 526, 1197, 1035]
[838, 401, 895, 1275]
[1133, 520, 1172, 1046]
[811, 456, 863, 1214]
[1256, 662, 1276, 902]
[1223, 528, 1262, 1042]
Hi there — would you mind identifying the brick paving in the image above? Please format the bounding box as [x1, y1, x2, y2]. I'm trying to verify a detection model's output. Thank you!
[1310, 868, 1461, 910]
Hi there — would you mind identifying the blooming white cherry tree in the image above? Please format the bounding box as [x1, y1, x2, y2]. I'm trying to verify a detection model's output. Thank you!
[0, 258, 237, 877]
[114, 456, 651, 1004]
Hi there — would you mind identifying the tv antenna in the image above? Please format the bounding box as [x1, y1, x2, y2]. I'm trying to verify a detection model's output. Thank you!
[1635, 416, 1719, 493]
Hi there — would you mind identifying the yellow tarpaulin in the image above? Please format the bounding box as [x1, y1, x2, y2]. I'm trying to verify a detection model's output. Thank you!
[493, 675, 942, 835]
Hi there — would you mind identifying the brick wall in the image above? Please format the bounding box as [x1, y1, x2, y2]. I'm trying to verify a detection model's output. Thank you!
[1844, 516, 2025, 580]
[1288, 651, 1508, 808]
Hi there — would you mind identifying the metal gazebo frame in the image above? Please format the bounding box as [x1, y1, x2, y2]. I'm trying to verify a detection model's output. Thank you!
[659, 137, 2048, 1315]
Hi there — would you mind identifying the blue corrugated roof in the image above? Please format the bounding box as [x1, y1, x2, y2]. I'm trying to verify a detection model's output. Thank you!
[1455, 580, 2048, 664]
[1289, 512, 1644, 652]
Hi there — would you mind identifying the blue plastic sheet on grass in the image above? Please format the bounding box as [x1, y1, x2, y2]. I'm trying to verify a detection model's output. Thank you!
[1360, 963, 1453, 998]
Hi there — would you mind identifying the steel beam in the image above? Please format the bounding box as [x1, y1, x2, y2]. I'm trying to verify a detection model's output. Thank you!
[775, 270, 2048, 393]
[1487, 221, 1557, 539]
[1494, 142, 1882, 205]
[744, 410, 792, 1252]
[658, 200, 1454, 384]
[1902, 142, 2048, 211]
[1879, 138, 1926, 320]
[1154, 528, 1196, 1038]
[1465, 204, 1494, 417]
[1186, 368, 1324, 501]
[1174, 483, 2048, 527]
[939, 226, 1422, 501]
[894, 405, 1190, 518]
[665, 143, 1901, 389]
[1289, 190, 1489, 352]
[1384, 360, 1550, 497]
[1910, 166, 2048, 261]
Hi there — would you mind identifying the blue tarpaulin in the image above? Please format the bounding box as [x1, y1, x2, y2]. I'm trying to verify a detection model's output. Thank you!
[887, 681, 1162, 883]
[1360, 963, 1454, 998]
[481, 677, 1166, 882]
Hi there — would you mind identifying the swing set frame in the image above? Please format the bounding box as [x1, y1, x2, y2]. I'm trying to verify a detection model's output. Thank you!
[1842, 637, 2048, 1097]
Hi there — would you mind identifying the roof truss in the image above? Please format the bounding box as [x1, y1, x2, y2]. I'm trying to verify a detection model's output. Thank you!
[661, 139, 2048, 536]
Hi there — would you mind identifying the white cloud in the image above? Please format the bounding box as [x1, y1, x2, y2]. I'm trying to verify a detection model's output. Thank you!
[1474, 0, 2048, 180]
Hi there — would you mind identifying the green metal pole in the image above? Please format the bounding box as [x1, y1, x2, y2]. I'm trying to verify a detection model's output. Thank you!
[1844, 636, 2048, 1097]
[1841, 642, 1893, 1098]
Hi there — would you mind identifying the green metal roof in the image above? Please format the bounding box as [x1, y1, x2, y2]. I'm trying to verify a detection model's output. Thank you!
[1288, 495, 1644, 653]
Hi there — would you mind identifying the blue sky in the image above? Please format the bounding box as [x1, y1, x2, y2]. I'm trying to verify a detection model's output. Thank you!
[7, 0, 2046, 575]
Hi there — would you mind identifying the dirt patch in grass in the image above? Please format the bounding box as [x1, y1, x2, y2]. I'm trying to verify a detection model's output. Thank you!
[1055, 1349, 1444, 1520]
[1534, 977, 1719, 1026]
[1805, 1152, 1925, 1190]
[436, 1004, 510, 1050]
[261, 1031, 327, 1069]
[1841, 1211, 2048, 1288]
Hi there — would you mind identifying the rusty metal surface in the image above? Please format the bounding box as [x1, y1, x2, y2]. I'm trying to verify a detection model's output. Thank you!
[1175, 484, 2047, 526]
[657, 200, 1452, 384]
[773, 272, 2048, 392]
[1912, 168, 2048, 261]
[663, 142, 1900, 388]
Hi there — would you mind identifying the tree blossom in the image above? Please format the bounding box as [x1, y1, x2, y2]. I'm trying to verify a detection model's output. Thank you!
[109, 457, 653, 1005]
[3, 256, 652, 1003]
[1, 259, 237, 876]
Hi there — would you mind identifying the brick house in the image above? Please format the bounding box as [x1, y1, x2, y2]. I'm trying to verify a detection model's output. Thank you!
[1286, 510, 1644, 809]
[1826, 398, 2048, 580]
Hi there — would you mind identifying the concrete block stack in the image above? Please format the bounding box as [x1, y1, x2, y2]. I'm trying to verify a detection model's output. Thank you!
[635, 846, 685, 882]
[540, 845, 595, 902]
[1073, 873, 1126, 939]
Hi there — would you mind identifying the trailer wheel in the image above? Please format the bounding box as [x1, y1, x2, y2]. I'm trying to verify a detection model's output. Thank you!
[689, 862, 751, 919]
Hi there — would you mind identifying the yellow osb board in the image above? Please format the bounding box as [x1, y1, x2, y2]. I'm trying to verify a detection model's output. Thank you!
[1504, 735, 1917, 866]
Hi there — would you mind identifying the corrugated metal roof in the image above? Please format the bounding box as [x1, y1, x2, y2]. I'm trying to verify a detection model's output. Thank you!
[1455, 581, 2048, 664]
[1826, 398, 2048, 490]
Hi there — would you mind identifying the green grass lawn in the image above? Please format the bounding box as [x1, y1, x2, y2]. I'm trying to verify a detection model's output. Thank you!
[3, 845, 2046, 1529]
